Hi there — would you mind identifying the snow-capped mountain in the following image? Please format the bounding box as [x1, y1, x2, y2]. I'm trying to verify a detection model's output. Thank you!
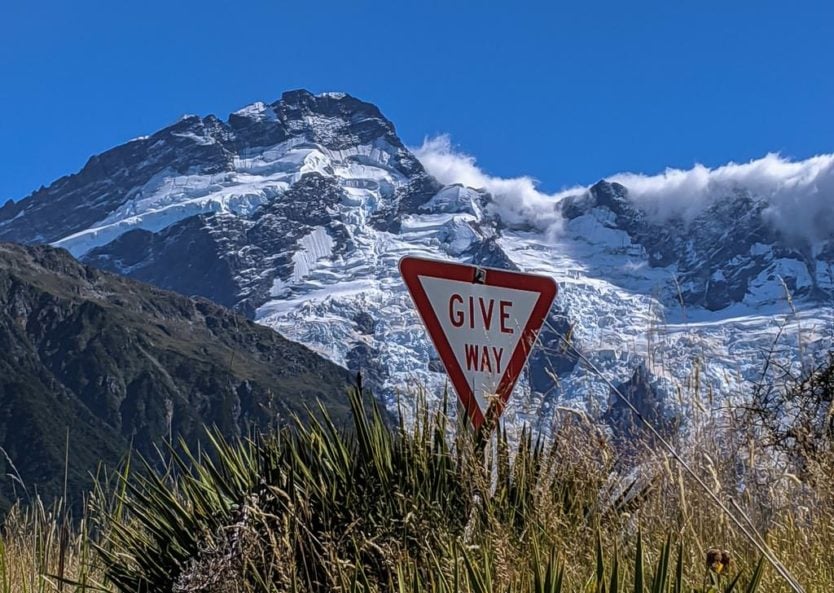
[2, 89, 832, 435]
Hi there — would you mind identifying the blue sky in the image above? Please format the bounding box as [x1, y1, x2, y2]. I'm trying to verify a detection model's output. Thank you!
[1, 0, 832, 203]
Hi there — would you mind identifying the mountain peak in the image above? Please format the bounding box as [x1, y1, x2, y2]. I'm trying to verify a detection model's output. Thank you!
[276, 89, 379, 114]
[230, 89, 396, 134]
[266, 89, 403, 150]
[1, 90, 422, 250]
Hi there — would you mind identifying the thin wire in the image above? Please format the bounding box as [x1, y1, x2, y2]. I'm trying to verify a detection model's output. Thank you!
[542, 318, 806, 593]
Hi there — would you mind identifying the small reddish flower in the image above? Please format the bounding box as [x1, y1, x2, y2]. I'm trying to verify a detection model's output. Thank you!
[706, 548, 731, 574]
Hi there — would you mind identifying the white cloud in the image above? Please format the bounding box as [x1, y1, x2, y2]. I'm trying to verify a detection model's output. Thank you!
[414, 135, 834, 243]
[611, 153, 834, 241]
[413, 135, 575, 233]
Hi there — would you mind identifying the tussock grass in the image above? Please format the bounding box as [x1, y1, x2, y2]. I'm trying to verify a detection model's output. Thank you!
[2, 382, 833, 592]
[0, 499, 104, 593]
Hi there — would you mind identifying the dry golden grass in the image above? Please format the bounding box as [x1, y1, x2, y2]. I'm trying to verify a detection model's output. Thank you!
[0, 500, 105, 593]
[0, 382, 831, 592]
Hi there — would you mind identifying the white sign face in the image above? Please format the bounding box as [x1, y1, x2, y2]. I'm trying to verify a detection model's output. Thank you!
[419, 276, 539, 415]
[399, 256, 557, 430]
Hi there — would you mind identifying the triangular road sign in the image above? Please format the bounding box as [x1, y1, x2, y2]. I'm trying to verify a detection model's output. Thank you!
[399, 256, 557, 430]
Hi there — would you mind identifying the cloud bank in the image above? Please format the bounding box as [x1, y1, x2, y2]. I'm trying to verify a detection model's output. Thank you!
[413, 135, 574, 232]
[612, 154, 834, 241]
[414, 135, 834, 242]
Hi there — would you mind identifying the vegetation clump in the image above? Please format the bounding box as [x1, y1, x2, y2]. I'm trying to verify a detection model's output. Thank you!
[83, 387, 827, 592]
[3, 365, 834, 592]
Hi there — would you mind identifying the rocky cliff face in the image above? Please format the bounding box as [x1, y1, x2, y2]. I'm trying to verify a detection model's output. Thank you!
[559, 180, 831, 311]
[0, 242, 354, 509]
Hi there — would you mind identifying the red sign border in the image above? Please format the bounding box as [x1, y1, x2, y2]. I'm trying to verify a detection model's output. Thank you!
[399, 256, 557, 430]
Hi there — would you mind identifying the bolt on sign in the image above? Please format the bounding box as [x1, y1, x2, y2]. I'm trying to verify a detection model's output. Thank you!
[399, 256, 558, 431]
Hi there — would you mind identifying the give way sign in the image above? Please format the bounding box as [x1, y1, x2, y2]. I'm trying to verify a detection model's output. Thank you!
[399, 256, 557, 430]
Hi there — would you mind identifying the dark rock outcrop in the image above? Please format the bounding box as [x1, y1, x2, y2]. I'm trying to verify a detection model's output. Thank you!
[603, 364, 678, 453]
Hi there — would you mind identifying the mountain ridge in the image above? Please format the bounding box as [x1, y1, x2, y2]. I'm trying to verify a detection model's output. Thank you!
[0, 241, 355, 509]
[1, 89, 832, 438]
